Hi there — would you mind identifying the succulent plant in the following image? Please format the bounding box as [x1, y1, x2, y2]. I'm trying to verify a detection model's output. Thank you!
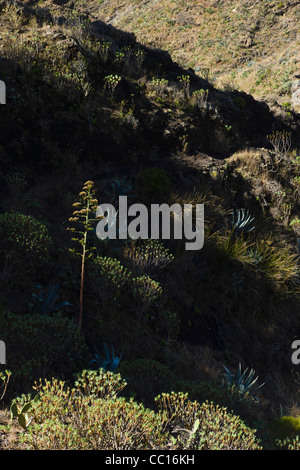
[89, 343, 122, 372]
[10, 394, 39, 429]
[222, 363, 264, 396]
[105, 178, 136, 203]
[229, 208, 255, 234]
[124, 239, 174, 274]
[30, 282, 72, 315]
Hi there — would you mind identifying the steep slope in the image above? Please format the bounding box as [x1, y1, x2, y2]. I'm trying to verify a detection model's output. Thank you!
[83, 0, 299, 107]
[1, 0, 300, 450]
[0, 0, 299, 174]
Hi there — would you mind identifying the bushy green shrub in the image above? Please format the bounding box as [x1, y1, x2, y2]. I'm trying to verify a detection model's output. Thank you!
[276, 435, 300, 450]
[21, 396, 168, 450]
[15, 370, 168, 450]
[0, 211, 52, 266]
[123, 239, 174, 275]
[268, 415, 300, 442]
[118, 359, 175, 404]
[90, 255, 132, 301]
[15, 369, 126, 424]
[173, 379, 259, 427]
[74, 368, 127, 399]
[12, 371, 263, 450]
[131, 274, 163, 320]
[155, 392, 262, 450]
[138, 167, 171, 201]
[0, 310, 88, 395]
[192, 89, 208, 109]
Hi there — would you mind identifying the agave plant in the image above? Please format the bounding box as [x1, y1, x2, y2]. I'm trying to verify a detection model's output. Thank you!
[89, 343, 122, 372]
[105, 178, 136, 204]
[247, 247, 264, 264]
[30, 282, 72, 315]
[222, 363, 264, 396]
[229, 208, 255, 234]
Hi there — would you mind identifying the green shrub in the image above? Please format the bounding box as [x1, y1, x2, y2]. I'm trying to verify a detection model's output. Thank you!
[138, 167, 171, 201]
[0, 310, 88, 395]
[173, 379, 259, 426]
[268, 415, 300, 442]
[15, 371, 168, 450]
[131, 275, 163, 320]
[90, 255, 132, 301]
[104, 74, 121, 94]
[118, 359, 175, 404]
[123, 239, 174, 274]
[20, 419, 85, 450]
[192, 89, 208, 109]
[155, 392, 262, 450]
[74, 368, 127, 399]
[21, 396, 168, 450]
[0, 211, 52, 263]
[276, 435, 300, 450]
[12, 373, 262, 450]
[16, 369, 126, 424]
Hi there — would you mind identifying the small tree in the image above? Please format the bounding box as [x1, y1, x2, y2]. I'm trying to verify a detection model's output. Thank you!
[67, 181, 100, 327]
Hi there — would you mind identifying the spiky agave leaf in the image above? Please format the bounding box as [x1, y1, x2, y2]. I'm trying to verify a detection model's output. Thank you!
[89, 343, 122, 372]
[230, 208, 255, 233]
[222, 363, 264, 395]
[31, 283, 72, 314]
[222, 364, 235, 386]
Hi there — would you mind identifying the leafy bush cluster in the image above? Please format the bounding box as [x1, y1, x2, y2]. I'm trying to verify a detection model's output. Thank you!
[0, 211, 52, 261]
[91, 255, 132, 301]
[118, 359, 175, 404]
[0, 310, 88, 394]
[123, 239, 174, 274]
[155, 392, 261, 450]
[131, 274, 163, 320]
[138, 167, 171, 201]
[10, 369, 261, 451]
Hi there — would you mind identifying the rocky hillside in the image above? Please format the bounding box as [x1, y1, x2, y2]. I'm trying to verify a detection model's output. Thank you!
[87, 0, 300, 108]
[0, 0, 300, 451]
[0, 0, 299, 169]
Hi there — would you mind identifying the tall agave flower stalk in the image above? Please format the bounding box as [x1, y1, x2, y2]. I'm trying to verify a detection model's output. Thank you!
[67, 181, 100, 328]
